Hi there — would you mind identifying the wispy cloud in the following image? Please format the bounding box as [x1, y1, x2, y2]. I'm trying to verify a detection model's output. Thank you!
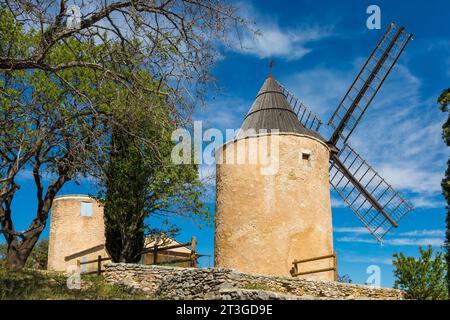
[386, 238, 444, 246]
[337, 236, 444, 247]
[334, 227, 370, 234]
[334, 225, 446, 247]
[231, 2, 335, 60]
[341, 255, 393, 265]
[330, 196, 348, 208]
[397, 229, 445, 237]
[195, 96, 249, 131]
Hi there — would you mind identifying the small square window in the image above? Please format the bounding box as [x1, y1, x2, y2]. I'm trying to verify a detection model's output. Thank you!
[302, 153, 311, 167]
[80, 202, 93, 217]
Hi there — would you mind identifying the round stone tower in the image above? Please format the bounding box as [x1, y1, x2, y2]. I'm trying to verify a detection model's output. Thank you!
[214, 76, 334, 280]
[47, 195, 106, 272]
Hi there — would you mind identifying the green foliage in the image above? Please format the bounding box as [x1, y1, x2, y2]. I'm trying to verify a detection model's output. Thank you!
[101, 96, 209, 263]
[392, 246, 448, 300]
[0, 6, 165, 269]
[0, 10, 117, 270]
[438, 89, 450, 145]
[0, 243, 5, 268]
[1, 1, 245, 271]
[0, 269, 150, 300]
[24, 239, 48, 270]
[438, 88, 450, 296]
[0, 240, 48, 270]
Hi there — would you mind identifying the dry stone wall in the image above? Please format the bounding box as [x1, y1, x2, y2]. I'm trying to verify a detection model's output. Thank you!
[104, 263, 404, 300]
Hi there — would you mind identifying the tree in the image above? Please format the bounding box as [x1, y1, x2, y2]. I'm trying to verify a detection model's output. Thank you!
[0, 242, 5, 268]
[101, 104, 208, 263]
[0, 18, 109, 270]
[0, 1, 246, 270]
[1, 239, 47, 269]
[438, 88, 450, 295]
[24, 239, 48, 270]
[392, 246, 448, 300]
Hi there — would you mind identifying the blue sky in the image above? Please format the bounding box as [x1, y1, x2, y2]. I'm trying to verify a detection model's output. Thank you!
[4, 0, 450, 288]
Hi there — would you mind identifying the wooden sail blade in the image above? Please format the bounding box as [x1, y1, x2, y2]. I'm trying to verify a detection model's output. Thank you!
[330, 144, 413, 241]
[328, 22, 412, 149]
[276, 81, 323, 132]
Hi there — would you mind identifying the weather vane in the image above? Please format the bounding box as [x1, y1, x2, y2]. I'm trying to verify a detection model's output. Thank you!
[268, 59, 275, 78]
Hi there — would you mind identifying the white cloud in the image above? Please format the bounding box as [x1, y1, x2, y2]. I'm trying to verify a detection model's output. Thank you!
[335, 227, 446, 246]
[284, 68, 351, 121]
[376, 164, 443, 194]
[341, 255, 393, 265]
[337, 236, 444, 247]
[195, 96, 249, 131]
[334, 227, 370, 234]
[330, 196, 348, 208]
[384, 238, 444, 247]
[231, 3, 335, 60]
[238, 26, 334, 60]
[336, 236, 378, 244]
[398, 229, 445, 237]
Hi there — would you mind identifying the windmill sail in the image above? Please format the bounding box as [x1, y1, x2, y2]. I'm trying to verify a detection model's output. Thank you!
[328, 23, 412, 149]
[277, 81, 323, 132]
[330, 144, 413, 241]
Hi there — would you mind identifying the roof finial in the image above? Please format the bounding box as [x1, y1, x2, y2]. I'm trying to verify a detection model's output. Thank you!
[268, 59, 275, 78]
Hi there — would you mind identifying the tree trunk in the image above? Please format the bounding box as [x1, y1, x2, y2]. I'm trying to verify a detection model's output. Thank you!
[5, 236, 38, 271]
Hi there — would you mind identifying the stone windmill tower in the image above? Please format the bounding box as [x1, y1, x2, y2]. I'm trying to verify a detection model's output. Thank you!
[215, 23, 414, 280]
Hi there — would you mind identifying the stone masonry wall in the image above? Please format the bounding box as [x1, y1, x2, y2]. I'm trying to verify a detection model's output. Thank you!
[215, 134, 334, 280]
[104, 263, 404, 300]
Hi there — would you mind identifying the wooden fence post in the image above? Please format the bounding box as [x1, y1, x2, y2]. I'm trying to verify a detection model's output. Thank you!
[153, 244, 158, 265]
[333, 252, 338, 281]
[97, 255, 102, 276]
[190, 236, 197, 268]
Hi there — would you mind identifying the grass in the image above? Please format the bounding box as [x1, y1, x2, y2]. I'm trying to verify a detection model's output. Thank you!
[0, 267, 151, 300]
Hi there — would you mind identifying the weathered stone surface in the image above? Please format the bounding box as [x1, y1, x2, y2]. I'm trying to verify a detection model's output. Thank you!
[48, 195, 107, 272]
[215, 133, 334, 280]
[104, 263, 404, 300]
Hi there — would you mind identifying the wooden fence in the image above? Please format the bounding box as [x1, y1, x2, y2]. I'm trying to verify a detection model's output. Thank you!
[78, 255, 111, 275]
[290, 252, 338, 281]
[67, 236, 199, 276]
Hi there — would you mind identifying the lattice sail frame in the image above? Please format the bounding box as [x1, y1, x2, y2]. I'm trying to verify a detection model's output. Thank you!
[328, 23, 412, 150]
[330, 144, 413, 241]
[277, 81, 323, 132]
[277, 23, 414, 241]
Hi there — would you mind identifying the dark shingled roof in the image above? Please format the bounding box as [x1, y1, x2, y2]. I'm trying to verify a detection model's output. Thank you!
[238, 76, 325, 141]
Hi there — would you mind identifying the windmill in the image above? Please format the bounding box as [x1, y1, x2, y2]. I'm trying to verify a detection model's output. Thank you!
[278, 22, 413, 241]
[214, 22, 414, 279]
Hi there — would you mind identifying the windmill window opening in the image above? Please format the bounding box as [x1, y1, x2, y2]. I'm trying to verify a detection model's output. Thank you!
[302, 153, 311, 167]
[80, 202, 93, 217]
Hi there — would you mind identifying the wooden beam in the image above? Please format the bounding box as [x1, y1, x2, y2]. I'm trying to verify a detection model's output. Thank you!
[65, 244, 105, 261]
[292, 267, 336, 277]
[292, 253, 335, 265]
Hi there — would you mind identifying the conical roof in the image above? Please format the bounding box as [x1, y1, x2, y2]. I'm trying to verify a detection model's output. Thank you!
[238, 76, 324, 141]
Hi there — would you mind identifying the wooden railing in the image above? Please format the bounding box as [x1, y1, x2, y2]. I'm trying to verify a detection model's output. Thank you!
[290, 252, 338, 281]
[64, 244, 105, 262]
[78, 255, 111, 275]
[65, 237, 199, 276]
[141, 236, 198, 267]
